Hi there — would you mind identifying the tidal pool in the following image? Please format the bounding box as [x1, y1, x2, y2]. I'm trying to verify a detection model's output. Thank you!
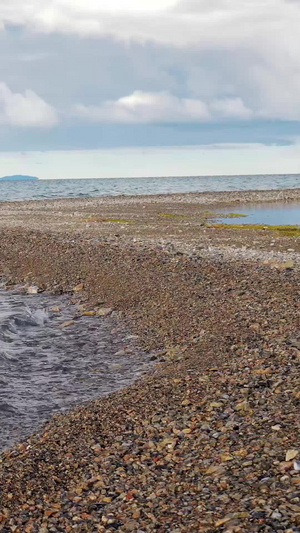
[215, 203, 300, 226]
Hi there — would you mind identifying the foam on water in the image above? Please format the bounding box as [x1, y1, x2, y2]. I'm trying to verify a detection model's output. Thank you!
[0, 290, 152, 451]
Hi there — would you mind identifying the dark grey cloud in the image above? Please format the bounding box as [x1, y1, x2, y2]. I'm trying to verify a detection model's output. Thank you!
[0, 0, 299, 150]
[0, 29, 187, 107]
[0, 119, 297, 152]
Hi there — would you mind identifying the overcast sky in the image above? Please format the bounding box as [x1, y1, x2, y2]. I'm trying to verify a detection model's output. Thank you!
[0, 0, 300, 178]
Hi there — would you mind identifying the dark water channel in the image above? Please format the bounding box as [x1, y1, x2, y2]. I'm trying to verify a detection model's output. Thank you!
[0, 289, 152, 451]
[216, 202, 300, 226]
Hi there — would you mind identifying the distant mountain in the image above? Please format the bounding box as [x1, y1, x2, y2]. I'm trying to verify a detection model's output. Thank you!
[0, 175, 39, 182]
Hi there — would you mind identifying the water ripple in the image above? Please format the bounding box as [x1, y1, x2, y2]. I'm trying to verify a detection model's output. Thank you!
[0, 290, 152, 451]
[1, 174, 300, 202]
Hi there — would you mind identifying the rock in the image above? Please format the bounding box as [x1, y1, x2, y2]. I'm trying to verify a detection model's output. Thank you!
[114, 350, 126, 356]
[124, 520, 139, 531]
[73, 283, 84, 292]
[288, 338, 300, 349]
[266, 260, 295, 270]
[215, 515, 232, 527]
[59, 320, 74, 328]
[27, 286, 39, 294]
[181, 399, 191, 406]
[286, 450, 299, 461]
[294, 460, 300, 471]
[97, 307, 113, 317]
[275, 260, 294, 270]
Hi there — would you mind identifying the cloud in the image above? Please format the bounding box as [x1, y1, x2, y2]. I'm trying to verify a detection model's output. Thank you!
[210, 98, 253, 120]
[0, 0, 179, 37]
[1, 0, 300, 126]
[0, 0, 298, 50]
[58, 0, 177, 14]
[1, 0, 300, 139]
[0, 82, 59, 127]
[75, 91, 255, 124]
[76, 91, 210, 123]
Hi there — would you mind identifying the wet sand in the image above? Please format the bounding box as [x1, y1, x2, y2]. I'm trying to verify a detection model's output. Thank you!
[0, 190, 300, 532]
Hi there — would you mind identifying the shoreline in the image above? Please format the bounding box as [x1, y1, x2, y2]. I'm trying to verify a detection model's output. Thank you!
[2, 187, 300, 261]
[1, 192, 300, 531]
[0, 288, 155, 453]
[2, 185, 300, 207]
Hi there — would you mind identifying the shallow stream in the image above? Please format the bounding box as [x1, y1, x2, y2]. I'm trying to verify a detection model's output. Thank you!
[0, 289, 152, 451]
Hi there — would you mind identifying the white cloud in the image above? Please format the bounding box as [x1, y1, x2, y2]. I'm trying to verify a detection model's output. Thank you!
[1, 0, 300, 125]
[75, 91, 254, 124]
[0, 0, 179, 35]
[210, 98, 253, 120]
[76, 91, 210, 123]
[58, 0, 177, 13]
[0, 0, 298, 47]
[0, 82, 59, 127]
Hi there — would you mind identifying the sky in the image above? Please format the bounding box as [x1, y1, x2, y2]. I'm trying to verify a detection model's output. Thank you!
[0, 0, 300, 178]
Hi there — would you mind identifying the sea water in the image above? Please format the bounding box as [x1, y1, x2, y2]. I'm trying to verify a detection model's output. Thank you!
[1, 174, 300, 202]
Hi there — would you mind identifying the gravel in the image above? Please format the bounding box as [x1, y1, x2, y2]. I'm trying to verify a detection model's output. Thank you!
[0, 191, 300, 532]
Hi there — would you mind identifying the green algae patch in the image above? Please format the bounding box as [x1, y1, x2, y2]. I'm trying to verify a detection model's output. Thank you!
[272, 225, 300, 237]
[102, 218, 135, 224]
[200, 211, 248, 219]
[159, 213, 186, 219]
[210, 223, 300, 237]
[84, 217, 134, 224]
[222, 213, 248, 218]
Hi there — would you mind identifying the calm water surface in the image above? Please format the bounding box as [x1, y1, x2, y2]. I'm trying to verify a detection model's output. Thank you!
[1, 174, 300, 202]
[0, 290, 152, 451]
[216, 203, 300, 226]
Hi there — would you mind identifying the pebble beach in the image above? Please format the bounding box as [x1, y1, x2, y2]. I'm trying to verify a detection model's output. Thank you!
[0, 189, 300, 532]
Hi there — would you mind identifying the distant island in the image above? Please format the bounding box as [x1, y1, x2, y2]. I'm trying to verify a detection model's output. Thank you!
[0, 175, 39, 182]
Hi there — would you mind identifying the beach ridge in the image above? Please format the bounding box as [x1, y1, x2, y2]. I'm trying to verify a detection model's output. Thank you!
[0, 193, 300, 531]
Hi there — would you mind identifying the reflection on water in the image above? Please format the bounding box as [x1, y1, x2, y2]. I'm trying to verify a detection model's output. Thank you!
[0, 290, 152, 451]
[216, 203, 300, 226]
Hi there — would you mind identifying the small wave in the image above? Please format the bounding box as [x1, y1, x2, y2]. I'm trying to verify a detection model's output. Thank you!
[0, 289, 152, 451]
[30, 308, 49, 326]
[0, 323, 19, 340]
[0, 349, 18, 361]
[14, 316, 40, 328]
[11, 307, 48, 328]
[0, 402, 16, 413]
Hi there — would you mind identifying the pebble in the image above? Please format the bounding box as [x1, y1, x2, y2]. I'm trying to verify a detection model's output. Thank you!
[1, 194, 300, 531]
[27, 286, 39, 294]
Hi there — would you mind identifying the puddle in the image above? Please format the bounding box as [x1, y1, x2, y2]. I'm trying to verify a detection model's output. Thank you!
[215, 203, 300, 226]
